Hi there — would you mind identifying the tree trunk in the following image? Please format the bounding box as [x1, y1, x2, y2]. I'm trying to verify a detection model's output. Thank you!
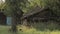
[11, 13, 17, 32]
[6, 0, 24, 32]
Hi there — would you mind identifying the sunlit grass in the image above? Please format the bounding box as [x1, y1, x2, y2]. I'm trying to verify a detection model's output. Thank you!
[17, 25, 60, 34]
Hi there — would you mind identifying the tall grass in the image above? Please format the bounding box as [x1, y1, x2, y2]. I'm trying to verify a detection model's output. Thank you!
[0, 21, 60, 34]
[31, 21, 60, 31]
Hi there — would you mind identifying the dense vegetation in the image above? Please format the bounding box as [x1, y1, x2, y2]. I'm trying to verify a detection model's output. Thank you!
[0, 0, 60, 16]
[0, 0, 60, 33]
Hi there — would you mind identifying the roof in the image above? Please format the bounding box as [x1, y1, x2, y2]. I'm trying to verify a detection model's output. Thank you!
[21, 6, 49, 19]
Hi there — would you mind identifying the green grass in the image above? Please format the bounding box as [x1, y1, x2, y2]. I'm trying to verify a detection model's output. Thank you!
[0, 25, 11, 34]
[0, 25, 60, 34]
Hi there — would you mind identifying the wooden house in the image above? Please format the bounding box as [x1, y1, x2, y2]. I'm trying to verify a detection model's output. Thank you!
[21, 6, 59, 25]
[0, 9, 23, 25]
[0, 9, 12, 25]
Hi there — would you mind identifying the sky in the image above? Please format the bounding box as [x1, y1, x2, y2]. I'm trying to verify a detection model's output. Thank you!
[0, 0, 5, 5]
[0, 0, 5, 3]
[0, 0, 5, 2]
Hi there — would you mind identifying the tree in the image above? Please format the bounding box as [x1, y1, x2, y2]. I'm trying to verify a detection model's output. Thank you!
[5, 0, 28, 32]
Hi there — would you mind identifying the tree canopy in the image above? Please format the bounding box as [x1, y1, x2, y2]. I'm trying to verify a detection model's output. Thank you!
[0, 0, 60, 16]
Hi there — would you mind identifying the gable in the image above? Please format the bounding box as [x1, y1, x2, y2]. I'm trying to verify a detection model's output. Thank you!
[22, 7, 49, 19]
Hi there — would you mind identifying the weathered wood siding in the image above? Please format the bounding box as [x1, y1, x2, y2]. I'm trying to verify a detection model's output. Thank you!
[0, 13, 6, 25]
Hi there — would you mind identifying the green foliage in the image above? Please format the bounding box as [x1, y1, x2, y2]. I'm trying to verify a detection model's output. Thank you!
[44, 0, 60, 16]
[0, 0, 60, 16]
[4, 0, 29, 16]
[28, 0, 60, 16]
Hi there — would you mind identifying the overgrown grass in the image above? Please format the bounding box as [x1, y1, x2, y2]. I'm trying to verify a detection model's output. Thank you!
[0, 26, 60, 34]
[17, 25, 60, 34]
[0, 22, 60, 34]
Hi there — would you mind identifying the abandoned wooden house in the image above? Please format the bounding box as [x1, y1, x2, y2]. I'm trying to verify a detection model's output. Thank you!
[21, 6, 59, 25]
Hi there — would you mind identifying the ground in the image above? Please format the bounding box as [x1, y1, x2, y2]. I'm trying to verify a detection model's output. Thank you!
[0, 25, 60, 34]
